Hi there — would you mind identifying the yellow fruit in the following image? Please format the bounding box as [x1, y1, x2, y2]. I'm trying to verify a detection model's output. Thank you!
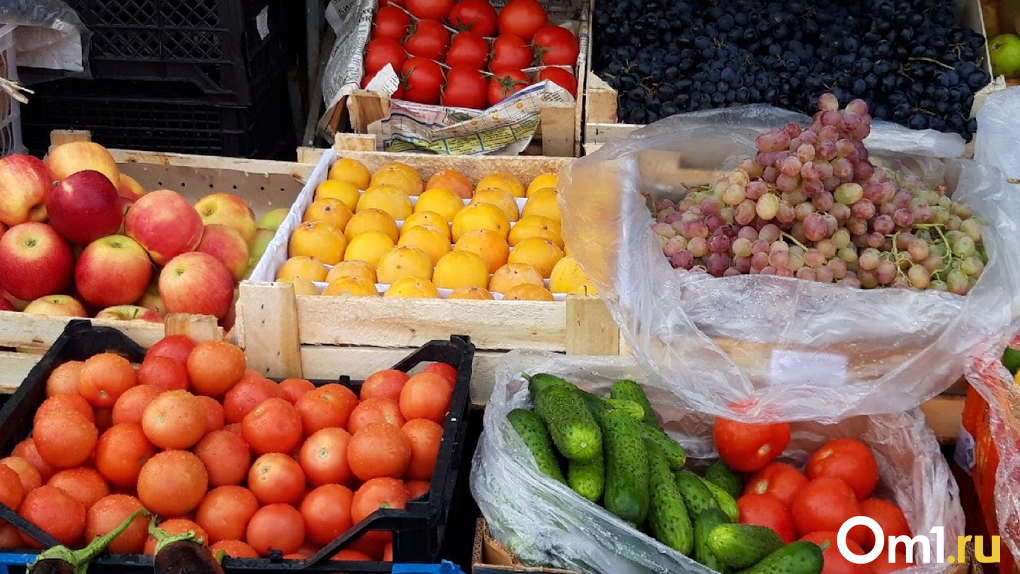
[454, 229, 510, 274]
[526, 173, 558, 197]
[426, 170, 474, 199]
[447, 286, 495, 300]
[345, 208, 399, 243]
[376, 246, 433, 284]
[452, 203, 511, 242]
[397, 226, 451, 266]
[283, 277, 320, 296]
[326, 260, 378, 284]
[550, 256, 597, 295]
[289, 221, 348, 265]
[508, 215, 562, 248]
[329, 158, 371, 189]
[276, 256, 329, 282]
[489, 263, 544, 295]
[476, 172, 524, 198]
[357, 185, 413, 221]
[315, 179, 361, 211]
[370, 167, 424, 197]
[470, 187, 520, 222]
[414, 187, 466, 222]
[403, 211, 451, 241]
[323, 277, 380, 297]
[384, 277, 440, 298]
[508, 237, 564, 278]
[303, 198, 354, 230]
[344, 231, 396, 267]
[432, 251, 490, 290]
[521, 188, 560, 223]
[503, 283, 555, 301]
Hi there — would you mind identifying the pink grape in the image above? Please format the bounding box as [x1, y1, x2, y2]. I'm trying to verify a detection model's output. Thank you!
[708, 233, 731, 254]
[851, 199, 876, 220]
[763, 167, 780, 183]
[780, 155, 803, 177]
[732, 237, 753, 257]
[817, 142, 837, 161]
[796, 267, 817, 281]
[818, 93, 839, 111]
[751, 239, 770, 255]
[811, 191, 835, 212]
[795, 202, 816, 221]
[670, 250, 694, 269]
[734, 255, 752, 273]
[775, 266, 794, 277]
[756, 194, 781, 220]
[872, 215, 895, 235]
[707, 253, 731, 277]
[751, 252, 769, 271]
[828, 203, 852, 223]
[759, 224, 781, 244]
[775, 174, 800, 194]
[803, 179, 824, 197]
[893, 208, 914, 228]
[688, 237, 709, 257]
[803, 213, 827, 241]
[737, 227, 759, 241]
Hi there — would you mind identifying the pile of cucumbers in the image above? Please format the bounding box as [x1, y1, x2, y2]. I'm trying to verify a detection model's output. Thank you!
[508, 374, 825, 574]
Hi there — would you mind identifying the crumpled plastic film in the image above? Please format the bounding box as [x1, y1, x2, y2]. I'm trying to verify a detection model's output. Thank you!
[0, 0, 91, 78]
[558, 104, 1020, 422]
[470, 351, 965, 574]
[964, 335, 1020, 563]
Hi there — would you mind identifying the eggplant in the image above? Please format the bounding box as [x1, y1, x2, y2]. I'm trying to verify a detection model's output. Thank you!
[29, 508, 147, 574]
[148, 517, 224, 574]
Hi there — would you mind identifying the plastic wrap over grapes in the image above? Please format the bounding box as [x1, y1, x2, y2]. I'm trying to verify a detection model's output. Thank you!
[558, 99, 1020, 422]
[471, 351, 963, 574]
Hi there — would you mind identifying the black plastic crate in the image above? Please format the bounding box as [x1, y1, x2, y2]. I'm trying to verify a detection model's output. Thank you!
[20, 78, 296, 160]
[0, 320, 475, 573]
[23, 0, 291, 105]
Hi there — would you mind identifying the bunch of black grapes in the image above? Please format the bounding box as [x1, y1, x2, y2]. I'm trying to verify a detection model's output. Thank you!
[593, 0, 989, 141]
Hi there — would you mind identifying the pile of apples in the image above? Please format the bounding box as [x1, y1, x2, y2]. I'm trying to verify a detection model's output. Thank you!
[0, 143, 272, 327]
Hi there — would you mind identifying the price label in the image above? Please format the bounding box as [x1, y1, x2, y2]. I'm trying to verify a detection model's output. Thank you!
[768, 349, 848, 388]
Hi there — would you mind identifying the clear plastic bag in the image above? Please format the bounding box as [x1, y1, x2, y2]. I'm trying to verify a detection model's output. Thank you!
[975, 87, 1020, 181]
[963, 335, 1020, 562]
[0, 0, 92, 78]
[558, 105, 1020, 422]
[470, 351, 965, 574]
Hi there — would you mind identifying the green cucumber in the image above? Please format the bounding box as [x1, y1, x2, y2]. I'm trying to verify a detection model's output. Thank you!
[523, 373, 575, 396]
[675, 470, 720, 518]
[694, 508, 732, 573]
[703, 479, 739, 522]
[603, 397, 645, 421]
[704, 460, 744, 499]
[507, 409, 566, 484]
[736, 541, 825, 574]
[637, 424, 687, 471]
[707, 524, 785, 570]
[534, 386, 602, 463]
[610, 379, 662, 429]
[599, 408, 649, 524]
[644, 438, 693, 555]
[567, 447, 605, 502]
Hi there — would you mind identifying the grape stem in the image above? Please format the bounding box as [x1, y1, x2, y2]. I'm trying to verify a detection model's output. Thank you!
[908, 57, 955, 71]
[780, 232, 808, 252]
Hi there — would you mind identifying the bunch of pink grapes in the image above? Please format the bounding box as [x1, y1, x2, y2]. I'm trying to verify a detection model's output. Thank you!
[651, 93, 986, 294]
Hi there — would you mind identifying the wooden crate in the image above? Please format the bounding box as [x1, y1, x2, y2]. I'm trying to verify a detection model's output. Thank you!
[0, 130, 315, 390]
[582, 0, 993, 151]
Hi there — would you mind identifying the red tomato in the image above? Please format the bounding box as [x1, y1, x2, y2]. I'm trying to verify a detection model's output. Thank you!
[850, 499, 910, 551]
[423, 363, 457, 387]
[445, 32, 489, 69]
[791, 477, 865, 546]
[487, 68, 530, 107]
[806, 438, 879, 500]
[361, 370, 410, 402]
[800, 531, 870, 574]
[222, 371, 282, 424]
[490, 35, 533, 71]
[374, 5, 412, 41]
[279, 378, 315, 404]
[301, 484, 355, 546]
[712, 418, 790, 473]
[246, 504, 305, 556]
[497, 0, 547, 41]
[442, 66, 489, 109]
[248, 453, 306, 506]
[19, 485, 86, 548]
[449, 0, 498, 37]
[366, 37, 408, 75]
[744, 462, 809, 508]
[538, 67, 576, 97]
[405, 0, 454, 20]
[870, 552, 915, 574]
[146, 335, 197, 366]
[404, 20, 451, 61]
[401, 57, 444, 104]
[737, 493, 797, 543]
[299, 427, 354, 486]
[532, 25, 579, 66]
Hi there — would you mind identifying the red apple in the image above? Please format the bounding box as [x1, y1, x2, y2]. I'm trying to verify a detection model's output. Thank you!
[45, 141, 120, 187]
[23, 295, 87, 317]
[195, 193, 258, 245]
[0, 154, 54, 226]
[75, 235, 153, 308]
[125, 189, 204, 266]
[47, 170, 124, 245]
[137, 284, 166, 318]
[95, 305, 162, 323]
[0, 222, 74, 301]
[118, 174, 146, 204]
[196, 224, 249, 281]
[0, 222, 6, 241]
[158, 252, 234, 319]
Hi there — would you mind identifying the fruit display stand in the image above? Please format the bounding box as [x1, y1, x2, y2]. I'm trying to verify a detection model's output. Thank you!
[321, 0, 590, 158]
[0, 131, 315, 392]
[582, 0, 994, 151]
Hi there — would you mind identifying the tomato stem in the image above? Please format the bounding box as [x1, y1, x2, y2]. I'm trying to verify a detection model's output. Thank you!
[31, 508, 148, 574]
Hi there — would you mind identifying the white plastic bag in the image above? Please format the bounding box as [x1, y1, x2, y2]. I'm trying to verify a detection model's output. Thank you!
[975, 87, 1020, 181]
[558, 105, 1020, 422]
[471, 351, 965, 574]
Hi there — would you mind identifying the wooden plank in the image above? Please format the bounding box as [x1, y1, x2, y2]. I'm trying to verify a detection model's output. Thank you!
[349, 90, 390, 134]
[539, 104, 577, 158]
[0, 312, 167, 351]
[50, 129, 91, 146]
[920, 394, 964, 443]
[335, 134, 378, 152]
[565, 296, 619, 355]
[237, 282, 303, 379]
[164, 314, 223, 342]
[0, 351, 39, 394]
